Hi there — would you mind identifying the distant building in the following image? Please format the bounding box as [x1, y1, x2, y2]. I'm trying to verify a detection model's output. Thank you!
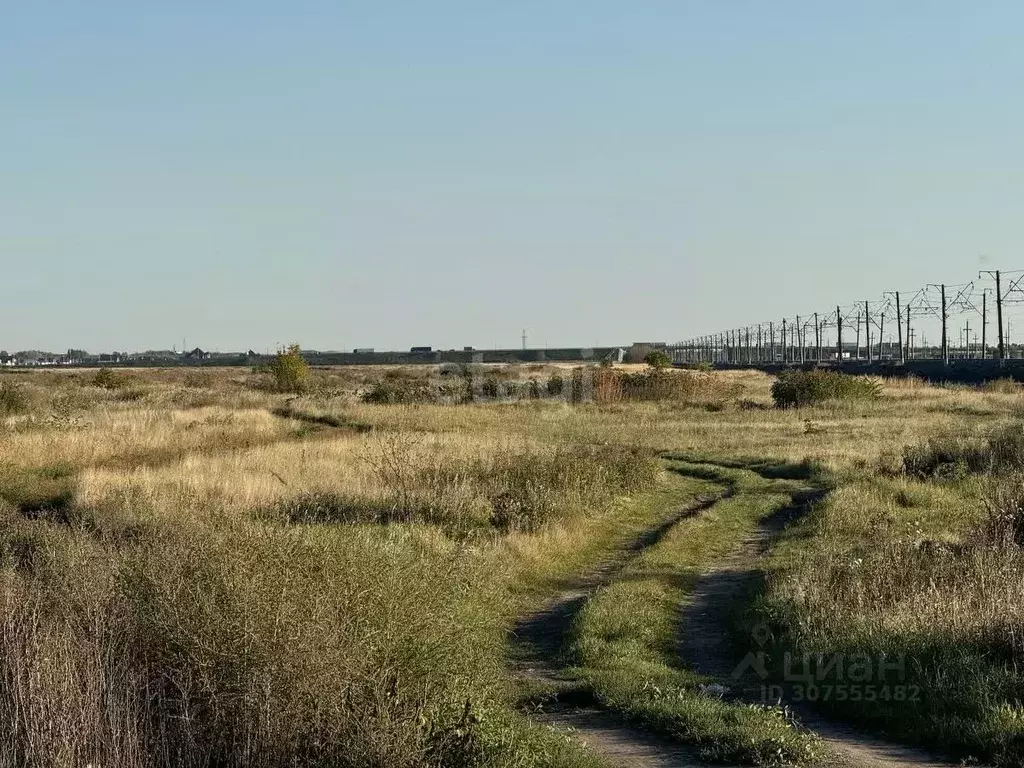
[353, 347, 375, 353]
[628, 342, 666, 364]
[185, 347, 210, 360]
[410, 346, 432, 353]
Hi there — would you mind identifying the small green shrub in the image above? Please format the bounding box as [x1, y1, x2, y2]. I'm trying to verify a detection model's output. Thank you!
[267, 344, 310, 393]
[546, 373, 564, 397]
[643, 350, 672, 369]
[770, 370, 880, 408]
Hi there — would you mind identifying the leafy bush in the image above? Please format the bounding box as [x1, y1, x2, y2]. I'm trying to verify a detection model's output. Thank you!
[643, 350, 672, 369]
[770, 370, 880, 408]
[267, 344, 310, 393]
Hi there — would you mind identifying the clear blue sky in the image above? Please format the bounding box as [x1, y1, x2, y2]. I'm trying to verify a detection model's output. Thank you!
[4, 2, 1023, 352]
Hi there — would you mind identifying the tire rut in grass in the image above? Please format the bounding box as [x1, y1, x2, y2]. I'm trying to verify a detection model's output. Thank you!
[680, 486, 964, 768]
[511, 493, 728, 768]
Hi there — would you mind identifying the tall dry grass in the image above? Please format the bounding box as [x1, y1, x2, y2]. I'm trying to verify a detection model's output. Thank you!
[0, 503, 507, 767]
[0, 368, 669, 766]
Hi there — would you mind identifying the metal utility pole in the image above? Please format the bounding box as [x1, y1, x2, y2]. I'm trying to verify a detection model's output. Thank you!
[864, 301, 872, 363]
[982, 291, 988, 360]
[895, 292, 904, 363]
[814, 312, 821, 362]
[855, 312, 861, 361]
[906, 301, 912, 360]
[781, 318, 788, 364]
[522, 329, 527, 351]
[997, 271, 1005, 360]
[836, 306, 843, 363]
[796, 315, 802, 363]
[941, 283, 948, 364]
[981, 270, 1005, 360]
[769, 322, 775, 363]
[999, 274, 1007, 362]
[878, 308, 885, 362]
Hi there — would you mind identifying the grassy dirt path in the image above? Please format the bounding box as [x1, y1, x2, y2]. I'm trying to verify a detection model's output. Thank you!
[511, 493, 727, 768]
[510, 457, 975, 767]
[680, 479, 966, 768]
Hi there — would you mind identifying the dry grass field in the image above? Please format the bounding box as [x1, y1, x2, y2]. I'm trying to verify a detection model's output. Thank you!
[0, 363, 1021, 766]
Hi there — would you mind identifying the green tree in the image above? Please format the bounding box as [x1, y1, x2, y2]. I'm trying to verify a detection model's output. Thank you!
[643, 350, 672, 369]
[269, 344, 310, 392]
